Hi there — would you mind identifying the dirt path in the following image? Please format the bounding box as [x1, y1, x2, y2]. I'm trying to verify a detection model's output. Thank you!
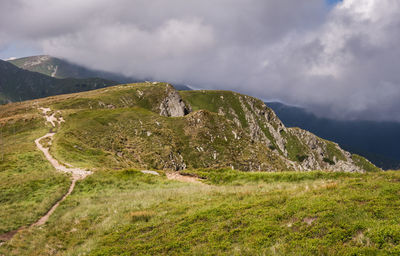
[32, 108, 91, 226]
[33, 179, 77, 226]
[34, 133, 91, 180]
[1, 108, 91, 244]
[166, 172, 204, 184]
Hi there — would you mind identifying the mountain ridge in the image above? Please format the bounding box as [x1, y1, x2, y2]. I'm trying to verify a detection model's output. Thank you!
[8, 55, 135, 82]
[1, 55, 387, 171]
[267, 101, 400, 170]
[7, 55, 192, 91]
[0, 59, 118, 104]
[1, 82, 378, 173]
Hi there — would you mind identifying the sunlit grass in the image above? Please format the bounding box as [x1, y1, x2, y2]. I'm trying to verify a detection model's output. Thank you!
[0, 116, 70, 234]
[2, 170, 400, 255]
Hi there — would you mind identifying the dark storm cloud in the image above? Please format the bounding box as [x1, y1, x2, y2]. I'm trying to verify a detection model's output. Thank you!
[1, 0, 399, 121]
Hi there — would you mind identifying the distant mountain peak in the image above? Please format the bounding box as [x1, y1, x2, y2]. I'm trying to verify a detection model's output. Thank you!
[8, 55, 134, 82]
[0, 58, 117, 104]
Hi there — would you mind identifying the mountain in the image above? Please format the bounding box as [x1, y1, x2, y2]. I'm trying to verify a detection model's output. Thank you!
[0, 55, 385, 171]
[0, 59, 118, 104]
[7, 55, 192, 91]
[2, 82, 377, 173]
[1, 83, 391, 255]
[8, 55, 135, 82]
[267, 102, 400, 170]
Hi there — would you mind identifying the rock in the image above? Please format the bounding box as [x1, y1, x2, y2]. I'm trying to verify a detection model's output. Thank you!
[159, 86, 192, 117]
[141, 170, 159, 176]
[289, 128, 363, 172]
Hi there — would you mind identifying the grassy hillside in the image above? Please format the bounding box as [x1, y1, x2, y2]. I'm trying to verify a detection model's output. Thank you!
[43, 84, 289, 172]
[0, 104, 70, 233]
[180, 90, 376, 173]
[0, 83, 389, 255]
[2, 168, 400, 255]
[32, 83, 371, 173]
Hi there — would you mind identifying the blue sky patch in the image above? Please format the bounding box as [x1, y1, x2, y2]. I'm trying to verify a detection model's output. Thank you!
[326, 0, 342, 5]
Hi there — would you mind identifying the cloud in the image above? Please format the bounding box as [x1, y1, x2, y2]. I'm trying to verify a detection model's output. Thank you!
[1, 0, 400, 121]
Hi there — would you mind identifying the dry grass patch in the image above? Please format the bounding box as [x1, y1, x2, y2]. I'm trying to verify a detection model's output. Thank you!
[129, 211, 156, 222]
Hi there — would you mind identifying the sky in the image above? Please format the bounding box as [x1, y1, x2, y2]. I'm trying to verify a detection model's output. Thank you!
[1, 0, 400, 122]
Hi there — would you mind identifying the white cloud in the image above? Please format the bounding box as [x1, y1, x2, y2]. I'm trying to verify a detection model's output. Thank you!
[1, 0, 400, 121]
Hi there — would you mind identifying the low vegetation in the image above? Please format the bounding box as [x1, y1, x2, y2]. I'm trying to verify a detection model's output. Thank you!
[0, 83, 392, 255]
[0, 110, 70, 234]
[2, 169, 400, 255]
[352, 154, 381, 173]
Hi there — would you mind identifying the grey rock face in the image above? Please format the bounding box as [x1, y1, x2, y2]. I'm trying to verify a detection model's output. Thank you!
[288, 128, 363, 172]
[155, 86, 374, 173]
[238, 96, 270, 144]
[228, 95, 367, 172]
[159, 85, 192, 117]
[239, 96, 288, 155]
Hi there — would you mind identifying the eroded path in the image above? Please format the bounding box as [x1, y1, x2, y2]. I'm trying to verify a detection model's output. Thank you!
[1, 108, 91, 245]
[32, 108, 91, 226]
[166, 172, 204, 184]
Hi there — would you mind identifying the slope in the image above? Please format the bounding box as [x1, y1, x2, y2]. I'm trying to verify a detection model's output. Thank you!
[1, 83, 391, 255]
[0, 59, 117, 104]
[267, 102, 400, 169]
[8, 55, 133, 82]
[7, 55, 192, 91]
[5, 82, 376, 173]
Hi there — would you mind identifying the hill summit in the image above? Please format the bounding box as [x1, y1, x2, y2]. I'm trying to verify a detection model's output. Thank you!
[8, 55, 132, 82]
[4, 82, 378, 173]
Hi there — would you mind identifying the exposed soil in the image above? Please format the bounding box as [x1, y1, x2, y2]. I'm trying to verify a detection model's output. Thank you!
[166, 172, 204, 184]
[0, 230, 19, 243]
[0, 108, 91, 244]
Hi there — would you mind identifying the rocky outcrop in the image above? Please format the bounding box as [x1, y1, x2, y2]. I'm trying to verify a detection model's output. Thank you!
[159, 84, 192, 117]
[237, 95, 288, 155]
[20, 55, 51, 68]
[48, 82, 378, 173]
[289, 128, 363, 172]
[202, 92, 370, 173]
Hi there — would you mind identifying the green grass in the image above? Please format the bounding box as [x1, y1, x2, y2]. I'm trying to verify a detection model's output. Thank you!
[181, 168, 361, 185]
[325, 141, 346, 162]
[51, 107, 191, 170]
[2, 170, 400, 255]
[50, 107, 289, 172]
[0, 83, 387, 255]
[0, 117, 70, 234]
[51, 83, 172, 113]
[280, 130, 310, 162]
[352, 154, 381, 172]
[180, 90, 250, 128]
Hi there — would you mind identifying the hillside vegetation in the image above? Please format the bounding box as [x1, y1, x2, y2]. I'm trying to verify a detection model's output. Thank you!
[2, 167, 400, 255]
[0, 83, 391, 255]
[268, 101, 400, 170]
[0, 104, 70, 234]
[42, 83, 377, 173]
